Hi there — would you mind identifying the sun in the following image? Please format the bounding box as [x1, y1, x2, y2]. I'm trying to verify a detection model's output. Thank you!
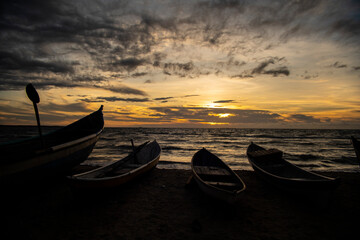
[208, 113, 234, 118]
[217, 113, 232, 118]
[203, 102, 222, 108]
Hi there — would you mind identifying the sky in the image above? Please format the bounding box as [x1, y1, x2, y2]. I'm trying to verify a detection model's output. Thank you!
[0, 0, 360, 128]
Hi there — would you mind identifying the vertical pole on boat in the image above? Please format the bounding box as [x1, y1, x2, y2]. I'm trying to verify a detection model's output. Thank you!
[26, 83, 44, 148]
[131, 139, 138, 163]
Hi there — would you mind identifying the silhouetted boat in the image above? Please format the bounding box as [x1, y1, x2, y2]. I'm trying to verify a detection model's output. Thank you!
[0, 106, 104, 183]
[246, 142, 339, 194]
[67, 140, 161, 189]
[191, 148, 246, 203]
[351, 136, 360, 166]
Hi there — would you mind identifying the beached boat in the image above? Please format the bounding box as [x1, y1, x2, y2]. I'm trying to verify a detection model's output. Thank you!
[67, 140, 161, 189]
[0, 106, 104, 183]
[246, 142, 339, 194]
[191, 148, 246, 203]
[351, 136, 360, 166]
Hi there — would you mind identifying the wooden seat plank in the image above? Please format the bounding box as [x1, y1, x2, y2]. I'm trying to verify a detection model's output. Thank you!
[194, 166, 231, 176]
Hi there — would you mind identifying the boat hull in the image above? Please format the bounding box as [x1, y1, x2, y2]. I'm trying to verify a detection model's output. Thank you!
[191, 148, 246, 203]
[0, 106, 104, 183]
[192, 174, 242, 203]
[247, 142, 339, 195]
[250, 162, 338, 194]
[68, 140, 161, 189]
[69, 155, 160, 189]
[1, 134, 100, 182]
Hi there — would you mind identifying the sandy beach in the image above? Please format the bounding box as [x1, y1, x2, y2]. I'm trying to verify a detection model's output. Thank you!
[2, 169, 359, 240]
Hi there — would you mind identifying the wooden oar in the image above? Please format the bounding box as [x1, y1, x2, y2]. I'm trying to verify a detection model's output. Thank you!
[26, 83, 43, 147]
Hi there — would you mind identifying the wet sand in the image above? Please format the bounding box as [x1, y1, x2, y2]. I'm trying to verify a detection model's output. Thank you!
[2, 169, 359, 240]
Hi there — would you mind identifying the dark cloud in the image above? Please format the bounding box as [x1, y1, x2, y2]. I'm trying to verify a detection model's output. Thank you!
[113, 97, 149, 103]
[183, 95, 199, 98]
[153, 95, 199, 103]
[289, 114, 322, 123]
[197, 0, 245, 11]
[97, 85, 148, 96]
[231, 74, 254, 79]
[300, 71, 318, 80]
[149, 106, 284, 124]
[246, 0, 359, 45]
[332, 62, 347, 68]
[330, 18, 360, 41]
[141, 13, 178, 32]
[126, 106, 332, 127]
[80, 97, 150, 103]
[0, 0, 358, 105]
[193, 0, 246, 45]
[263, 67, 290, 76]
[106, 58, 148, 72]
[251, 60, 274, 74]
[0, 72, 147, 96]
[161, 61, 197, 77]
[0, 0, 157, 91]
[0, 74, 84, 91]
[248, 0, 322, 42]
[79, 98, 104, 103]
[251, 58, 290, 77]
[72, 75, 105, 83]
[154, 97, 174, 101]
[132, 72, 148, 77]
[213, 100, 234, 103]
[0, 51, 76, 74]
[217, 57, 246, 68]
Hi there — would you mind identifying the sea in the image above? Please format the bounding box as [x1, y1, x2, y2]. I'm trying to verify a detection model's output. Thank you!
[1, 126, 359, 172]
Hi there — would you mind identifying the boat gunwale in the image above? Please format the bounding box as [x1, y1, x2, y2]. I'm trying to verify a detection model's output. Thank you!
[50, 128, 103, 152]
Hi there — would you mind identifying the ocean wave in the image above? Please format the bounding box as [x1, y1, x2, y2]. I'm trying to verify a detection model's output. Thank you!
[161, 139, 188, 143]
[162, 146, 186, 151]
[297, 142, 315, 146]
[285, 153, 321, 161]
[293, 163, 321, 168]
[2, 126, 359, 172]
[332, 157, 359, 165]
[159, 160, 189, 165]
[298, 154, 320, 160]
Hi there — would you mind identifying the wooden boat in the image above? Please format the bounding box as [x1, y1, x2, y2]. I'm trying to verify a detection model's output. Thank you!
[67, 140, 161, 189]
[191, 148, 246, 203]
[246, 142, 339, 194]
[350, 136, 360, 166]
[0, 106, 104, 183]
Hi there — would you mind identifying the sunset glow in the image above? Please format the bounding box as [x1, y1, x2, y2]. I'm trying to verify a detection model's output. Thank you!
[0, 0, 359, 128]
[209, 113, 234, 118]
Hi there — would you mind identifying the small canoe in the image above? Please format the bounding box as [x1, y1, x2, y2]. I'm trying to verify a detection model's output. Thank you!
[191, 148, 246, 203]
[351, 136, 360, 166]
[0, 106, 104, 183]
[246, 142, 339, 194]
[67, 140, 161, 189]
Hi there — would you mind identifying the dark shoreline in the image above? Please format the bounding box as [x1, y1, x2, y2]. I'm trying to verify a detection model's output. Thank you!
[2, 169, 360, 240]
